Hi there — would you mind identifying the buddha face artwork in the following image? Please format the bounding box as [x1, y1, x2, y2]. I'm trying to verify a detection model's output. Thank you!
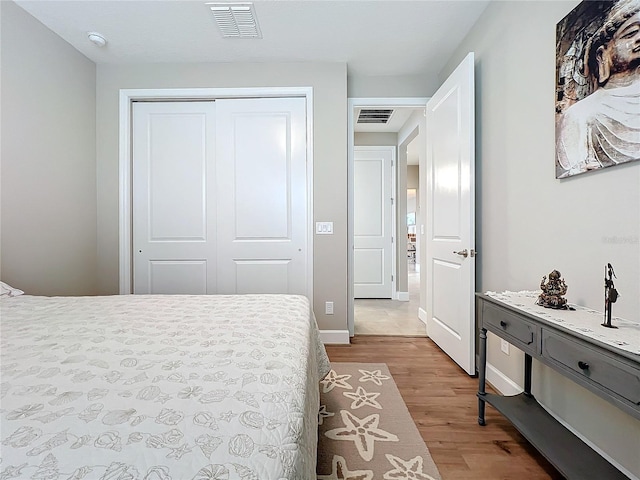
[555, 0, 640, 178]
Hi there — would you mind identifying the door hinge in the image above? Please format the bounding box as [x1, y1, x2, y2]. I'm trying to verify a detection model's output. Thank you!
[391, 197, 394, 205]
[391, 236, 394, 243]
[391, 275, 394, 282]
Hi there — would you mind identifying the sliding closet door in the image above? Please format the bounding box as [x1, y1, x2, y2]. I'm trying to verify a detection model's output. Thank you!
[132, 101, 217, 294]
[215, 97, 307, 295]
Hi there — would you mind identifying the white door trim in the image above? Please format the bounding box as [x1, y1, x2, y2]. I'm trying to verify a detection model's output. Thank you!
[119, 87, 314, 302]
[348, 97, 429, 336]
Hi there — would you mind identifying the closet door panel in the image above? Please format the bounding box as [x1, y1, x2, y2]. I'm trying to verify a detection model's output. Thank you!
[234, 259, 290, 294]
[132, 101, 217, 294]
[132, 97, 307, 297]
[234, 114, 289, 239]
[215, 97, 307, 295]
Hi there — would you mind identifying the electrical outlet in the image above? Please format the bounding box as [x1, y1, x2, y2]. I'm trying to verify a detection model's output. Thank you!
[500, 339, 510, 355]
[325, 301, 334, 315]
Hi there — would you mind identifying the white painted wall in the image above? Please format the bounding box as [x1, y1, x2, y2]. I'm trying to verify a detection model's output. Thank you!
[442, 1, 640, 476]
[407, 165, 419, 190]
[0, 1, 97, 295]
[349, 74, 437, 99]
[398, 110, 426, 299]
[354, 132, 397, 147]
[407, 167, 419, 268]
[96, 63, 347, 331]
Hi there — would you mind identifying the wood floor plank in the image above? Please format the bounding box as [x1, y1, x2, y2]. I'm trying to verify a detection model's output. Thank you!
[325, 336, 564, 480]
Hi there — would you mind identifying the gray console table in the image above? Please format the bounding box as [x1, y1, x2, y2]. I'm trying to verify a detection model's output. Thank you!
[476, 292, 640, 480]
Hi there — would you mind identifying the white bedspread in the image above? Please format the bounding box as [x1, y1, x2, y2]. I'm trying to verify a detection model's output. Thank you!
[0, 294, 330, 480]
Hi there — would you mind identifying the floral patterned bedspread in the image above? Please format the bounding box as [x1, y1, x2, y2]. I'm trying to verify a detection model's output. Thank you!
[0, 294, 330, 480]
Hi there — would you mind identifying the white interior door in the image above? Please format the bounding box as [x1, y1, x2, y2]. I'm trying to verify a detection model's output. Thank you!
[215, 97, 308, 295]
[354, 146, 394, 299]
[133, 101, 217, 294]
[425, 53, 476, 375]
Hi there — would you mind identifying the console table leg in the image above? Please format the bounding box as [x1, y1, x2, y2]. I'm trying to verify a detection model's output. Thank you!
[477, 327, 487, 425]
[524, 353, 533, 398]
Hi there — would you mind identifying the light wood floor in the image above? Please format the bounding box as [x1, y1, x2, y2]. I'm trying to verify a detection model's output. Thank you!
[325, 336, 564, 480]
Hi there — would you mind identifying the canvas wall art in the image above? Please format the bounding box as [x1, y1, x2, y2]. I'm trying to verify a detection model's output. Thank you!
[555, 0, 640, 178]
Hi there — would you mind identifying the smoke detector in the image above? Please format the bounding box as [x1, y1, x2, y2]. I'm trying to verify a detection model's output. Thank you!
[207, 3, 262, 38]
[87, 32, 107, 47]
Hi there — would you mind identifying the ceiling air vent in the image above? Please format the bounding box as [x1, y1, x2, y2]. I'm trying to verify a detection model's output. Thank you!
[357, 108, 394, 124]
[207, 2, 262, 38]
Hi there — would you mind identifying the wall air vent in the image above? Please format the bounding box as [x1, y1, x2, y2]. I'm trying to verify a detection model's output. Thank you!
[357, 108, 394, 124]
[207, 2, 262, 38]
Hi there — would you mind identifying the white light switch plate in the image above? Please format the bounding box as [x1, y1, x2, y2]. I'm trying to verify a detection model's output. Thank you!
[316, 222, 333, 234]
[501, 339, 510, 355]
[325, 301, 334, 314]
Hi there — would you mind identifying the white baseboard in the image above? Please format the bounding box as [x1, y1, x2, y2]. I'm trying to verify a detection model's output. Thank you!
[486, 362, 523, 396]
[418, 307, 427, 325]
[396, 291, 409, 302]
[319, 329, 350, 345]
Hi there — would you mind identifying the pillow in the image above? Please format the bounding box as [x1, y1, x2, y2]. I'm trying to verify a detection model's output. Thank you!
[0, 281, 24, 297]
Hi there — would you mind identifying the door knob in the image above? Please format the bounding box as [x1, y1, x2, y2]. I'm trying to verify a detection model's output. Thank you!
[453, 249, 468, 258]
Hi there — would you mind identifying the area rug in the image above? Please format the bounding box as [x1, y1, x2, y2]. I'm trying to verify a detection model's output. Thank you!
[317, 362, 442, 480]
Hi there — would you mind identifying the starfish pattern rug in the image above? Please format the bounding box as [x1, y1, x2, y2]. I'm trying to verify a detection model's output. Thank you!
[317, 362, 442, 480]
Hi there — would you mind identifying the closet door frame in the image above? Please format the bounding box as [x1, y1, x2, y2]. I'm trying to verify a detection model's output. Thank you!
[118, 87, 314, 301]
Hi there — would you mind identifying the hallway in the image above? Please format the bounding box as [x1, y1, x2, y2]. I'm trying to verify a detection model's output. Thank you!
[354, 263, 426, 336]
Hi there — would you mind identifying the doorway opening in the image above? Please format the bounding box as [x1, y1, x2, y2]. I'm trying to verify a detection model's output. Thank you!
[347, 97, 429, 337]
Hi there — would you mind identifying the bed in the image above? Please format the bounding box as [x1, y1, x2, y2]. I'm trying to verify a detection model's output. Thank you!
[0, 293, 330, 480]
